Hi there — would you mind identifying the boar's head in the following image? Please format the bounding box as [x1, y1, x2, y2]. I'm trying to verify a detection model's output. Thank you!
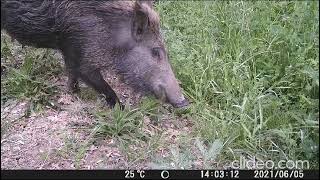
[112, 0, 189, 108]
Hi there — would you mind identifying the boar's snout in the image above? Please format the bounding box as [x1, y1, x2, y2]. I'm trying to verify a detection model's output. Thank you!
[154, 77, 189, 108]
[172, 98, 189, 108]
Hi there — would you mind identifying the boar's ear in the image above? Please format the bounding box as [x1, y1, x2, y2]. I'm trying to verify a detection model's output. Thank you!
[132, 0, 156, 41]
[132, 8, 147, 41]
[132, 1, 149, 41]
[139, 0, 154, 7]
[136, 0, 155, 8]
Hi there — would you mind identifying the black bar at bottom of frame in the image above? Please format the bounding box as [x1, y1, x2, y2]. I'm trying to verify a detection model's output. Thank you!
[1, 170, 319, 180]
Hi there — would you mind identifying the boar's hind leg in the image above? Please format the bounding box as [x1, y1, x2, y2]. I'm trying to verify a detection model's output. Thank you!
[79, 67, 123, 109]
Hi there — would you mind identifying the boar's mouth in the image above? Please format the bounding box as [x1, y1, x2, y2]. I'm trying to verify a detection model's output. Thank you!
[155, 83, 189, 108]
[171, 98, 189, 108]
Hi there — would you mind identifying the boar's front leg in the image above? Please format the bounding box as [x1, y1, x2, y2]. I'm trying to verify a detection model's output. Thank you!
[62, 44, 122, 109]
[67, 71, 80, 93]
[64, 61, 80, 93]
[62, 44, 80, 93]
[79, 66, 123, 109]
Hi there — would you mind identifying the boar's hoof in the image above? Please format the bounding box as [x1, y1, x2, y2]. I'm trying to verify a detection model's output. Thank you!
[67, 80, 80, 93]
[119, 103, 125, 110]
[173, 99, 189, 108]
[104, 97, 125, 110]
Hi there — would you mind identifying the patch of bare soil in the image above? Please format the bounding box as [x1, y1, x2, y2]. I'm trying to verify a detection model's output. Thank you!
[1, 77, 126, 169]
[1, 68, 193, 169]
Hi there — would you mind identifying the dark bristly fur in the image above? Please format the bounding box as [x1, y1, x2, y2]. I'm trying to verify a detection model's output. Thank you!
[1, 0, 189, 108]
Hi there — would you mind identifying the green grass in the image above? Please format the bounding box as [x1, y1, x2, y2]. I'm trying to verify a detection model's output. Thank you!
[1, 1, 318, 169]
[156, 1, 319, 168]
[94, 98, 159, 137]
[1, 33, 62, 111]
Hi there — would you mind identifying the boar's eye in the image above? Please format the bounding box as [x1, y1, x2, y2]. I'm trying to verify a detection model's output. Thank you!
[151, 47, 161, 59]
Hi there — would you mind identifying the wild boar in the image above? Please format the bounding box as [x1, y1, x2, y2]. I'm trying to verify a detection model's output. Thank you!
[1, 0, 189, 108]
